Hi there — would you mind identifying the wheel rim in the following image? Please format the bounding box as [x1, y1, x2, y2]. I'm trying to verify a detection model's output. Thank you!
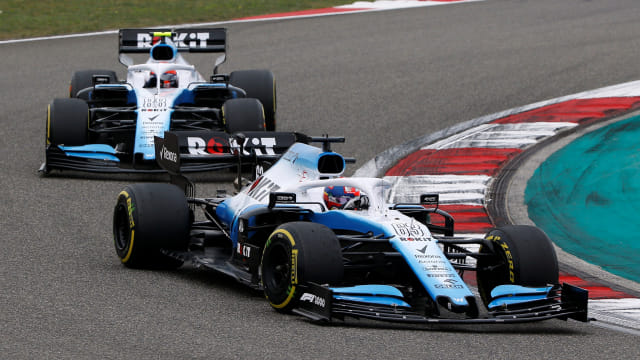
[263, 242, 290, 296]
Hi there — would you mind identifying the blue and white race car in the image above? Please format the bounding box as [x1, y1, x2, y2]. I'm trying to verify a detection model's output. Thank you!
[41, 28, 277, 174]
[112, 133, 589, 325]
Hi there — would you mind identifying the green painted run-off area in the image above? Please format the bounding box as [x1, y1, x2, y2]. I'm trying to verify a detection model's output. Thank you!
[526, 115, 640, 283]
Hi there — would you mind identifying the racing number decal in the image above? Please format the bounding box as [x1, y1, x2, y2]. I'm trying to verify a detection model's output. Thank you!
[119, 191, 137, 264]
[486, 235, 515, 283]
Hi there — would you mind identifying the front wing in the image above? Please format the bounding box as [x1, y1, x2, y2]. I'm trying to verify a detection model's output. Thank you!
[293, 282, 589, 325]
[41, 131, 307, 174]
[41, 144, 242, 173]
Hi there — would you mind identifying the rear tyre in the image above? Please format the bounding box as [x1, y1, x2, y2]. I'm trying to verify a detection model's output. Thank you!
[476, 225, 559, 308]
[261, 222, 343, 313]
[47, 98, 89, 146]
[230, 70, 276, 131]
[70, 69, 118, 99]
[222, 98, 265, 133]
[113, 183, 190, 269]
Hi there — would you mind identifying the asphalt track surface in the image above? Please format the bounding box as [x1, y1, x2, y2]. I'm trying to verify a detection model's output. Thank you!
[2, 0, 640, 358]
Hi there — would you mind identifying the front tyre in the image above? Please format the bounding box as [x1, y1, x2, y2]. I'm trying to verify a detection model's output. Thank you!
[476, 225, 559, 308]
[113, 183, 190, 269]
[47, 98, 89, 146]
[261, 222, 343, 313]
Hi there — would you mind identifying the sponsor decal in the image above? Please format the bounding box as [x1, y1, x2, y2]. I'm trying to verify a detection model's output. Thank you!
[300, 293, 326, 308]
[126, 196, 135, 228]
[425, 264, 450, 272]
[420, 259, 447, 266]
[421, 194, 439, 204]
[187, 136, 229, 155]
[247, 176, 280, 202]
[435, 278, 464, 289]
[487, 235, 515, 282]
[229, 136, 277, 156]
[291, 249, 298, 285]
[237, 244, 251, 258]
[255, 164, 265, 178]
[427, 273, 456, 278]
[282, 150, 299, 164]
[186, 136, 276, 156]
[137, 32, 211, 48]
[159, 145, 177, 163]
[398, 237, 431, 242]
[414, 253, 439, 259]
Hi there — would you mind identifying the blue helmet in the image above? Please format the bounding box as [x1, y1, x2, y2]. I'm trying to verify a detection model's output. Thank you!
[323, 186, 361, 210]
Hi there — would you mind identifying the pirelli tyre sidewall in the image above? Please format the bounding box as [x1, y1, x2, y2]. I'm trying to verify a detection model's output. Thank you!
[113, 183, 190, 269]
[261, 222, 343, 313]
[476, 225, 559, 308]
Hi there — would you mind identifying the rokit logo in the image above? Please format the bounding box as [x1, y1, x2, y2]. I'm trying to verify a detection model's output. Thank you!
[136, 32, 210, 48]
[187, 136, 277, 156]
[300, 293, 326, 308]
[187, 136, 229, 155]
[159, 145, 177, 163]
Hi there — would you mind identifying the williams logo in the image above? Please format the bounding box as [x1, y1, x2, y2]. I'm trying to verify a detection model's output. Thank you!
[435, 278, 464, 289]
[416, 245, 428, 254]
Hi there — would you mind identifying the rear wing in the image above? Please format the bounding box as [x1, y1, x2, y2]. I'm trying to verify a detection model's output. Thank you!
[154, 130, 309, 175]
[119, 28, 227, 54]
[154, 131, 352, 194]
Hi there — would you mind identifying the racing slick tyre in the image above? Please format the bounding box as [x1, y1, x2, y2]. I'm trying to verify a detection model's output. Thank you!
[229, 69, 276, 131]
[222, 98, 266, 134]
[70, 69, 118, 100]
[476, 225, 559, 308]
[47, 98, 89, 146]
[261, 222, 344, 313]
[113, 183, 190, 269]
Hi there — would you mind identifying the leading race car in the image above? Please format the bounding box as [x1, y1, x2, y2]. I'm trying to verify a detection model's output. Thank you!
[112, 132, 589, 325]
[41, 28, 277, 174]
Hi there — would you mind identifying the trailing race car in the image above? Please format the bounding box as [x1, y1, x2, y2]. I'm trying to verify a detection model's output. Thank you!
[112, 132, 589, 325]
[41, 28, 277, 174]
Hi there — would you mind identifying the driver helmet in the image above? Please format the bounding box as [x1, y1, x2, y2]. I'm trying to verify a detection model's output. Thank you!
[160, 70, 178, 88]
[145, 70, 178, 88]
[323, 186, 361, 210]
